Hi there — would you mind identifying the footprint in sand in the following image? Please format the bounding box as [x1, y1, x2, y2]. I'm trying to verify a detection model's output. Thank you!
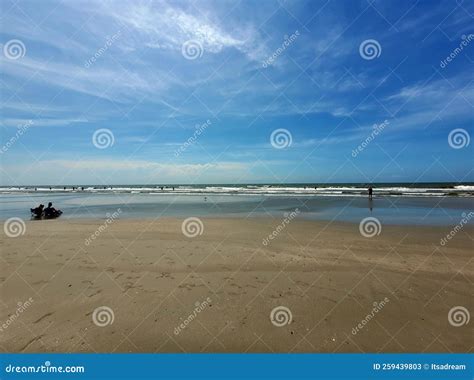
[33, 312, 53, 324]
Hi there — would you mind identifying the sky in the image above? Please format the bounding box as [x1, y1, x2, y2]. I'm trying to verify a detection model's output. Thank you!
[0, 0, 473, 185]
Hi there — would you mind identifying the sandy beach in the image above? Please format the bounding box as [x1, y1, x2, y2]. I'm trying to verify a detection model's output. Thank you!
[1, 217, 472, 353]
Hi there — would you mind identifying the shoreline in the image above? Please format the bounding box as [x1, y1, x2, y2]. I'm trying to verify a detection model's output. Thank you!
[1, 218, 472, 353]
[1, 212, 473, 228]
[1, 194, 472, 227]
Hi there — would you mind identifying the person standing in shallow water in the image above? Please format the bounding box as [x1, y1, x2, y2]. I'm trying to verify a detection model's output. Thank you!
[368, 186, 373, 200]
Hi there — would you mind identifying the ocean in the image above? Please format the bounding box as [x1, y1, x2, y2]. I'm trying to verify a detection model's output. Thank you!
[1, 183, 473, 226]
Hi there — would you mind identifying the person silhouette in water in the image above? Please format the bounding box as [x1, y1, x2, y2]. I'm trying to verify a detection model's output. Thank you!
[44, 202, 57, 218]
[368, 186, 373, 200]
[31, 204, 44, 218]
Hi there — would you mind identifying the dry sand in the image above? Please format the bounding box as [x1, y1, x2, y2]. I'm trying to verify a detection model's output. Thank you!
[0, 217, 472, 353]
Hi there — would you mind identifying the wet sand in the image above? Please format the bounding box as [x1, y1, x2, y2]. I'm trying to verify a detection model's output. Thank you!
[0, 218, 472, 352]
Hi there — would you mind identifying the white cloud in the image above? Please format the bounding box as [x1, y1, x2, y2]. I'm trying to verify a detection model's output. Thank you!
[0, 159, 251, 185]
[103, 1, 248, 54]
[0, 118, 89, 128]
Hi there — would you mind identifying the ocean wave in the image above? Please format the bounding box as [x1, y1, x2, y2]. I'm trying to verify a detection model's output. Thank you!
[1, 184, 473, 197]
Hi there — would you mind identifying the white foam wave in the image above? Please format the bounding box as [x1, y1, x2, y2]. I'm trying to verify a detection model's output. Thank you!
[0, 185, 472, 197]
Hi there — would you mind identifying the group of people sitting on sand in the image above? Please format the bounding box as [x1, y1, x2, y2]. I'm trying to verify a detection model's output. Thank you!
[31, 202, 63, 219]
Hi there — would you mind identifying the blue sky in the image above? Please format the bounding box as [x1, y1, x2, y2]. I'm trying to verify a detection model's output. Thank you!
[0, 0, 473, 185]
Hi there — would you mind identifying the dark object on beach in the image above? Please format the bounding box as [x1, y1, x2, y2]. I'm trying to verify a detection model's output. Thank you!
[31, 202, 63, 219]
[30, 204, 44, 219]
[44, 202, 63, 219]
[368, 186, 373, 199]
